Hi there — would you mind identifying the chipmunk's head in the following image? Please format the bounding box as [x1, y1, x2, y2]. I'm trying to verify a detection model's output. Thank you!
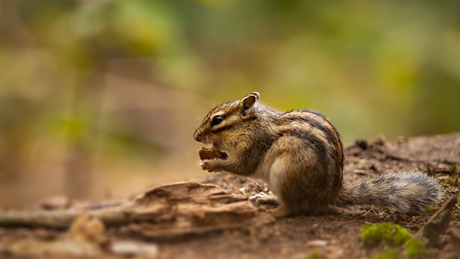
[193, 92, 260, 153]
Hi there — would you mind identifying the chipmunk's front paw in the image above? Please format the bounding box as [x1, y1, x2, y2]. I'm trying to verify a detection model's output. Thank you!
[200, 159, 220, 172]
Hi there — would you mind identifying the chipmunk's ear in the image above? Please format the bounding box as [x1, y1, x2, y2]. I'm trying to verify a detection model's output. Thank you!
[240, 92, 259, 116]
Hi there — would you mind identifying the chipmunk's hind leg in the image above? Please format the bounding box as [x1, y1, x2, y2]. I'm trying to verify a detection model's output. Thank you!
[274, 137, 339, 216]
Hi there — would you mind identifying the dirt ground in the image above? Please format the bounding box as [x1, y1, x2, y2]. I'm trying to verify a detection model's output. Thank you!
[1, 133, 460, 259]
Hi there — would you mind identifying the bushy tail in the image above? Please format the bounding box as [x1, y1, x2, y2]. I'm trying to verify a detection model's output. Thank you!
[336, 172, 443, 214]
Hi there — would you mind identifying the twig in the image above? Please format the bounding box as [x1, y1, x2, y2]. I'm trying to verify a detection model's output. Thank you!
[0, 207, 132, 229]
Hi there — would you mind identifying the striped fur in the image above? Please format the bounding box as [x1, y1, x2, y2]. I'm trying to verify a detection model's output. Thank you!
[194, 93, 442, 216]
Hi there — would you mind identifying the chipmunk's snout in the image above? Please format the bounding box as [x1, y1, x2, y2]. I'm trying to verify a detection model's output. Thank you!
[193, 130, 202, 142]
[193, 129, 210, 144]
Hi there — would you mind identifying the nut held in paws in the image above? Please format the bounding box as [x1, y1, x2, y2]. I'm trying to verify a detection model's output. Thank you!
[199, 147, 228, 160]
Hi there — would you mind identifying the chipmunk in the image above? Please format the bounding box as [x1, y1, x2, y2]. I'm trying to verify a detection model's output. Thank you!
[193, 92, 442, 217]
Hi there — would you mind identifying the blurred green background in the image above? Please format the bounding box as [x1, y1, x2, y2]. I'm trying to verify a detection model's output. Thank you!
[1, 0, 459, 208]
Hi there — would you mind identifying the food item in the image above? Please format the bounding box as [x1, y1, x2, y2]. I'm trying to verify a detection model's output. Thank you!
[199, 147, 227, 160]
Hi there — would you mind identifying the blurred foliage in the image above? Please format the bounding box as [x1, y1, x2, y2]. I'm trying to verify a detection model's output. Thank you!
[0, 0, 459, 203]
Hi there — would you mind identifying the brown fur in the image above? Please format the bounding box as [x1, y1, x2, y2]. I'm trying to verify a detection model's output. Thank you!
[194, 93, 442, 217]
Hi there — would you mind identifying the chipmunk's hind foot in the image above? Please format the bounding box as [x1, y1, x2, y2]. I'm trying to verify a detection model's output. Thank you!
[269, 206, 291, 218]
[249, 191, 279, 204]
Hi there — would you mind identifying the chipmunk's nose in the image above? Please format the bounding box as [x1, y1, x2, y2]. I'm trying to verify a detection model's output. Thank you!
[193, 130, 202, 142]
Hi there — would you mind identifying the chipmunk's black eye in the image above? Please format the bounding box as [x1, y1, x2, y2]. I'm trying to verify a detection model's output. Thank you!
[211, 115, 225, 126]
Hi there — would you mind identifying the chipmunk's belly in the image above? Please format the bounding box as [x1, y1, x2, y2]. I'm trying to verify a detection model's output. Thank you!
[253, 155, 286, 198]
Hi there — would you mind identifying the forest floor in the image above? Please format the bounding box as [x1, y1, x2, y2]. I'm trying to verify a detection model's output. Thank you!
[1, 133, 460, 259]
